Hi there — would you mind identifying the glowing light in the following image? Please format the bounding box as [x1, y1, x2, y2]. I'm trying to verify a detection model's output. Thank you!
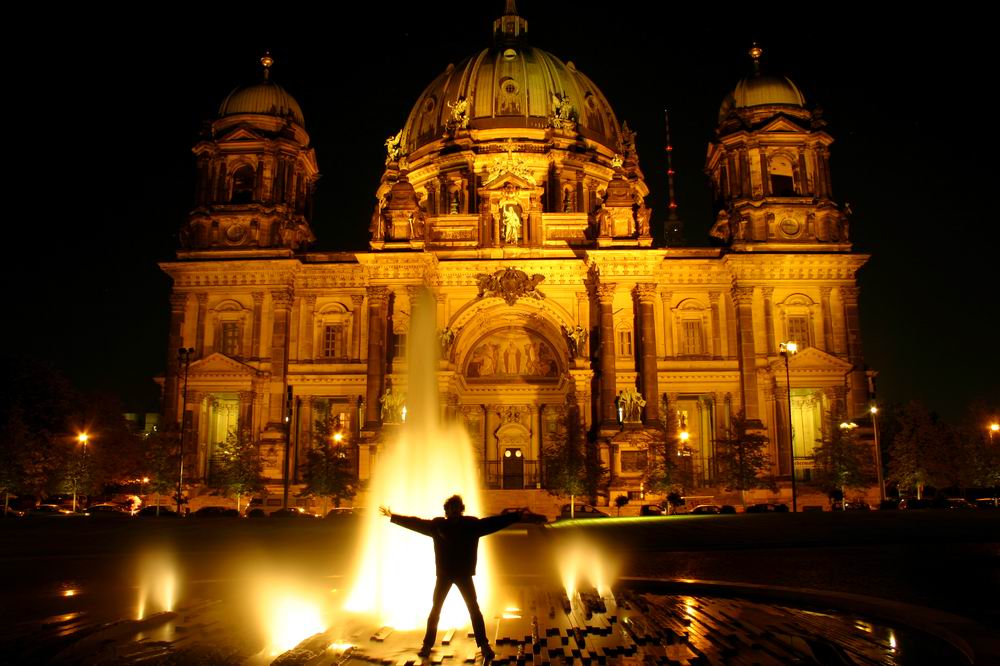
[780, 341, 798, 355]
[77, 433, 89, 446]
[991, 423, 999, 433]
[502, 607, 522, 619]
[346, 288, 494, 630]
[557, 535, 619, 601]
[679, 430, 690, 442]
[136, 550, 178, 619]
[328, 642, 354, 653]
[268, 594, 324, 654]
[333, 432, 344, 443]
[869, 406, 879, 414]
[888, 631, 897, 650]
[62, 589, 78, 597]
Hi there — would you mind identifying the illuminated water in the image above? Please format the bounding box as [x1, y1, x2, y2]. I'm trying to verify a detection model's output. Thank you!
[345, 287, 493, 629]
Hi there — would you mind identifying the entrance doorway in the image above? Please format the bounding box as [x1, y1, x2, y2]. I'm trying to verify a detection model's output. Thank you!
[502, 448, 524, 489]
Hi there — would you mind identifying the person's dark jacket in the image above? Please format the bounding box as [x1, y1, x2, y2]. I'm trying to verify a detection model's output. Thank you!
[390, 511, 521, 577]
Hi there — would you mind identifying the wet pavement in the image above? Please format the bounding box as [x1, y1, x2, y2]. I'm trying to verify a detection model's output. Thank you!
[1, 511, 998, 664]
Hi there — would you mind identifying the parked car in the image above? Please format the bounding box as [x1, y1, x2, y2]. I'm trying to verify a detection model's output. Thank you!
[28, 504, 88, 517]
[270, 507, 319, 518]
[689, 504, 721, 515]
[946, 498, 975, 510]
[193, 506, 240, 518]
[897, 498, 931, 510]
[325, 507, 364, 520]
[832, 500, 871, 511]
[974, 498, 998, 509]
[246, 508, 267, 518]
[639, 504, 665, 516]
[745, 503, 789, 513]
[87, 503, 131, 518]
[137, 506, 180, 518]
[2, 506, 26, 518]
[501, 507, 547, 524]
[719, 505, 737, 514]
[557, 503, 608, 520]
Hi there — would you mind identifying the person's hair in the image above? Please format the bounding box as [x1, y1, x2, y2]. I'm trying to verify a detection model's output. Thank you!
[443, 495, 465, 515]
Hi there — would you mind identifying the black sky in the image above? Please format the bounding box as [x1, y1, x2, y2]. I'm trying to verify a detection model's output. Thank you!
[5, 3, 996, 422]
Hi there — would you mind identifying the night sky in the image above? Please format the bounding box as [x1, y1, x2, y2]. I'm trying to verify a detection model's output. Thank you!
[6, 4, 996, 422]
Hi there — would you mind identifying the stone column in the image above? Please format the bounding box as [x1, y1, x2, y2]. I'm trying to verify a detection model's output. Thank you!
[364, 286, 390, 427]
[597, 284, 618, 427]
[351, 294, 365, 361]
[635, 284, 659, 423]
[186, 392, 203, 481]
[576, 291, 590, 356]
[660, 291, 674, 357]
[732, 286, 761, 420]
[762, 287, 776, 355]
[164, 292, 189, 426]
[301, 294, 317, 362]
[759, 151, 770, 197]
[267, 289, 293, 428]
[710, 291, 723, 358]
[238, 391, 255, 435]
[841, 286, 867, 416]
[251, 291, 264, 360]
[820, 287, 834, 353]
[194, 293, 208, 357]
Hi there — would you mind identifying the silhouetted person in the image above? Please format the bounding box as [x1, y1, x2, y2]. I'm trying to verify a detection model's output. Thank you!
[380, 496, 521, 661]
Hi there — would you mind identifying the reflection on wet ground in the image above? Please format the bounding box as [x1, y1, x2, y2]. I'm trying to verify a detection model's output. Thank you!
[2, 512, 998, 664]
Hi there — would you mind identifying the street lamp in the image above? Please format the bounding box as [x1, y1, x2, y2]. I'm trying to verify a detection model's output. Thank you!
[870, 406, 886, 503]
[779, 341, 799, 512]
[177, 347, 195, 515]
[72, 432, 90, 512]
[990, 422, 999, 444]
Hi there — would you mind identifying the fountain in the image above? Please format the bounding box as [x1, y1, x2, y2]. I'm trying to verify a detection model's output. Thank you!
[345, 287, 495, 630]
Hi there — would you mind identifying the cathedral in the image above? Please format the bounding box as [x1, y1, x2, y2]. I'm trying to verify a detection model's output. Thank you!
[160, 4, 871, 511]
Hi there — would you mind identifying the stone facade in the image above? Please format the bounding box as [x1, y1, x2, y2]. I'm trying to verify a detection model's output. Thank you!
[160, 9, 870, 507]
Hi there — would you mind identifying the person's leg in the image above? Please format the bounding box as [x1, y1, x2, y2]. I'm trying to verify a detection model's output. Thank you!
[422, 577, 453, 653]
[455, 577, 492, 657]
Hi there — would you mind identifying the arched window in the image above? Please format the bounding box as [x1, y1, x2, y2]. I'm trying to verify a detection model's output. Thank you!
[230, 165, 255, 204]
[769, 155, 796, 196]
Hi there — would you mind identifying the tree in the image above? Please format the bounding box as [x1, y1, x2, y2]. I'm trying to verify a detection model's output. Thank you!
[543, 402, 602, 515]
[141, 429, 180, 513]
[888, 402, 949, 499]
[212, 429, 265, 512]
[812, 411, 873, 507]
[714, 413, 776, 507]
[644, 394, 681, 497]
[614, 494, 629, 516]
[301, 405, 358, 514]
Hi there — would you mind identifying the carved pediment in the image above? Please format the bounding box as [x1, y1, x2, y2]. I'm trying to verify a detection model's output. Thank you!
[189, 352, 257, 377]
[770, 346, 853, 377]
[482, 169, 536, 190]
[218, 127, 266, 143]
[475, 267, 545, 305]
[758, 116, 809, 134]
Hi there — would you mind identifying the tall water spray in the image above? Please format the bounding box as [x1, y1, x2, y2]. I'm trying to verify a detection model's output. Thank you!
[345, 287, 492, 629]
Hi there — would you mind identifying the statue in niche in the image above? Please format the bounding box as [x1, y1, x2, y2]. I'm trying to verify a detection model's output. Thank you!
[439, 328, 456, 355]
[562, 188, 575, 213]
[449, 191, 460, 214]
[384, 130, 403, 162]
[380, 386, 405, 424]
[710, 209, 730, 242]
[617, 387, 646, 424]
[595, 203, 613, 237]
[636, 202, 652, 237]
[563, 325, 588, 357]
[502, 206, 521, 244]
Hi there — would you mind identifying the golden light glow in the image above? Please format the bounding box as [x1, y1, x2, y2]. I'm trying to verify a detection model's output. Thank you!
[346, 288, 494, 630]
[888, 631, 897, 650]
[779, 341, 798, 355]
[77, 433, 89, 445]
[62, 589, 79, 597]
[333, 432, 343, 443]
[870, 406, 879, 414]
[268, 593, 324, 654]
[679, 430, 690, 442]
[990, 423, 999, 433]
[502, 607, 522, 619]
[558, 534, 619, 601]
[136, 550, 178, 620]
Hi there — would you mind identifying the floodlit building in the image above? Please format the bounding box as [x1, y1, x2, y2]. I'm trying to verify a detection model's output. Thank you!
[160, 4, 870, 509]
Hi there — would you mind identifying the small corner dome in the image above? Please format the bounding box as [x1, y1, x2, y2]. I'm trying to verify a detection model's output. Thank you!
[719, 73, 806, 122]
[218, 79, 305, 126]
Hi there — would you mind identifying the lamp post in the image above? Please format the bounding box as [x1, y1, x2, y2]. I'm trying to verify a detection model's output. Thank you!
[990, 422, 999, 445]
[871, 406, 886, 503]
[72, 433, 90, 512]
[779, 341, 799, 512]
[839, 421, 858, 510]
[176, 347, 195, 515]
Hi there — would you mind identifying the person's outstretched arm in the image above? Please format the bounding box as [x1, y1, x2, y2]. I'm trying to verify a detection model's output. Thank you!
[381, 506, 436, 537]
[476, 510, 523, 536]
